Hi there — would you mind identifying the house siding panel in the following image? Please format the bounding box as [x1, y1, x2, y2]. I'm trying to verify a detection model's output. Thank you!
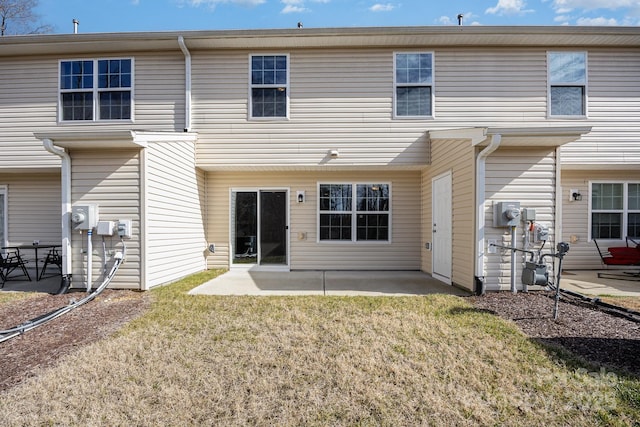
[0, 173, 61, 246]
[0, 53, 184, 169]
[145, 140, 207, 288]
[70, 150, 142, 290]
[483, 148, 557, 291]
[206, 170, 421, 271]
[561, 169, 640, 269]
[422, 139, 476, 290]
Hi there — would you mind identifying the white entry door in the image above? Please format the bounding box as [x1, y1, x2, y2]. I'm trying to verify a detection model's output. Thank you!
[432, 172, 452, 284]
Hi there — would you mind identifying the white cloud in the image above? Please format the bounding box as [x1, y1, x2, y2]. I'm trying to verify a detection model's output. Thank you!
[576, 16, 619, 25]
[281, 0, 309, 13]
[438, 12, 476, 25]
[179, 0, 266, 8]
[370, 3, 395, 12]
[552, 0, 637, 12]
[438, 16, 453, 25]
[282, 5, 308, 13]
[485, 0, 534, 15]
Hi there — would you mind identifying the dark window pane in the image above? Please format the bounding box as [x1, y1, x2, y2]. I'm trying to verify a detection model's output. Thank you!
[99, 91, 131, 120]
[628, 213, 640, 238]
[319, 214, 352, 241]
[592, 213, 622, 239]
[252, 88, 287, 118]
[356, 214, 389, 241]
[62, 92, 93, 121]
[396, 86, 431, 116]
[628, 184, 640, 211]
[550, 86, 584, 116]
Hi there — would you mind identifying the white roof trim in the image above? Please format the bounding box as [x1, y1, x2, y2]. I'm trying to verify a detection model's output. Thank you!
[34, 130, 197, 149]
[428, 126, 592, 148]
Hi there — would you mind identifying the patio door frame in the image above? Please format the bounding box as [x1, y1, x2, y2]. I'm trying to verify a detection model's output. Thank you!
[229, 187, 290, 271]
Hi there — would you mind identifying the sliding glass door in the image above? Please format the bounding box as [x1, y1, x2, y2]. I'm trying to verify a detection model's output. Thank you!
[231, 189, 288, 268]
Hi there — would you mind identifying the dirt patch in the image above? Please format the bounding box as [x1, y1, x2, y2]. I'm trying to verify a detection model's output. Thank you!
[470, 291, 640, 378]
[0, 290, 149, 392]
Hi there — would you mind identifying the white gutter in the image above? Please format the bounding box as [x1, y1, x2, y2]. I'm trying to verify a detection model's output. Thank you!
[178, 36, 192, 132]
[42, 139, 72, 281]
[474, 133, 502, 294]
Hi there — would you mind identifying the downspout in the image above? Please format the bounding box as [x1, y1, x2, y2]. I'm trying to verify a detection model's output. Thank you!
[474, 133, 501, 295]
[43, 139, 72, 294]
[178, 36, 192, 132]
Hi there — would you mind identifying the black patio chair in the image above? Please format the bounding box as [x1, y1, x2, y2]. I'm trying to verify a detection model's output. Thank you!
[38, 247, 62, 280]
[0, 250, 32, 288]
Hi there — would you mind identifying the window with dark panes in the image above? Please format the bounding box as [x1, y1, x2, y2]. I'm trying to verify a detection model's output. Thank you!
[394, 52, 433, 117]
[250, 54, 288, 118]
[548, 52, 586, 117]
[591, 182, 640, 239]
[60, 58, 132, 121]
[319, 183, 390, 242]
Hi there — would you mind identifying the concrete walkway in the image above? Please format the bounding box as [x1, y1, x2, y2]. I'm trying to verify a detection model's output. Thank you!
[188, 270, 470, 297]
[559, 269, 640, 297]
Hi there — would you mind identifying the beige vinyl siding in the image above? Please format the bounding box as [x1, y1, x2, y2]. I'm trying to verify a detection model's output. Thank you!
[561, 49, 640, 167]
[561, 169, 640, 269]
[70, 149, 141, 290]
[145, 140, 206, 288]
[0, 173, 61, 246]
[0, 53, 184, 170]
[421, 139, 476, 291]
[206, 170, 421, 270]
[192, 49, 430, 169]
[483, 148, 557, 291]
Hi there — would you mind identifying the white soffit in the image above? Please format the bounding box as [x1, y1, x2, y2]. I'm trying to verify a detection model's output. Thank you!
[34, 131, 197, 149]
[428, 126, 592, 148]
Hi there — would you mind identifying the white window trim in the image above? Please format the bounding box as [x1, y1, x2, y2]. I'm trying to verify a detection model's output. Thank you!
[316, 182, 392, 244]
[393, 51, 435, 120]
[0, 185, 7, 250]
[547, 51, 588, 119]
[588, 180, 640, 241]
[248, 53, 290, 121]
[58, 57, 135, 123]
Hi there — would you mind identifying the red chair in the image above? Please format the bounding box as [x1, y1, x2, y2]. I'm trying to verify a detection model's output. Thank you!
[594, 237, 640, 280]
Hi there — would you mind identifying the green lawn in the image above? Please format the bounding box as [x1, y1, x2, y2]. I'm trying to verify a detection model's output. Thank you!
[0, 270, 638, 426]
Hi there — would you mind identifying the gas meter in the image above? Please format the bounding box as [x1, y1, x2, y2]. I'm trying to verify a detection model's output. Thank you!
[521, 262, 549, 286]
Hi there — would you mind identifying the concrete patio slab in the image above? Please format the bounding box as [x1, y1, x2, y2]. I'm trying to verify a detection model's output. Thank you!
[188, 270, 469, 296]
[560, 269, 640, 297]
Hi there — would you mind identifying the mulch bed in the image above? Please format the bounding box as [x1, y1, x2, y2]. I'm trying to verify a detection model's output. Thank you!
[0, 290, 149, 392]
[470, 291, 640, 378]
[1, 289, 639, 394]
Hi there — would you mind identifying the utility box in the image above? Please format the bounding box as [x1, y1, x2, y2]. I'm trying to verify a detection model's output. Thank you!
[71, 204, 99, 230]
[493, 201, 521, 227]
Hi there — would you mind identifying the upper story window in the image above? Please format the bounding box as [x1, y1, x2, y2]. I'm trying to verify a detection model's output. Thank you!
[394, 52, 433, 118]
[318, 183, 390, 242]
[250, 54, 289, 119]
[548, 52, 587, 117]
[591, 182, 640, 240]
[59, 58, 133, 122]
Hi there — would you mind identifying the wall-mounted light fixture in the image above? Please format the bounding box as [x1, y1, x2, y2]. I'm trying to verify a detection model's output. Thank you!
[297, 190, 306, 203]
[329, 149, 339, 158]
[569, 189, 582, 202]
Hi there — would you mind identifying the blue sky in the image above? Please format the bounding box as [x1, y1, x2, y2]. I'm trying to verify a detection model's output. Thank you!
[37, 0, 640, 34]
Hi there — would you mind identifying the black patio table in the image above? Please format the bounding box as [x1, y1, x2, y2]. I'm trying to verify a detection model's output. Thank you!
[2, 244, 61, 281]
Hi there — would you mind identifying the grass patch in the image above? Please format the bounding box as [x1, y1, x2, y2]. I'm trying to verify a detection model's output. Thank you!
[0, 291, 38, 305]
[598, 295, 640, 311]
[0, 270, 638, 426]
